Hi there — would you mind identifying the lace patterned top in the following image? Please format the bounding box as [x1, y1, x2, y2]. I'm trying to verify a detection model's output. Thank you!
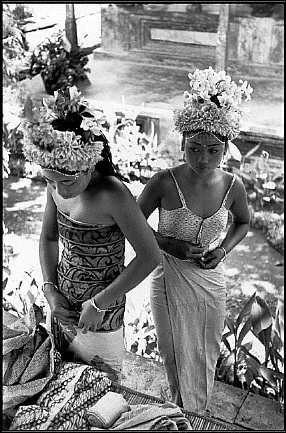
[56, 209, 126, 331]
[158, 170, 236, 250]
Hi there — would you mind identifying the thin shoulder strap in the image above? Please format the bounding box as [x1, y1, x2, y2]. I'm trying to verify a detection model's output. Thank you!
[168, 169, 186, 207]
[222, 174, 236, 206]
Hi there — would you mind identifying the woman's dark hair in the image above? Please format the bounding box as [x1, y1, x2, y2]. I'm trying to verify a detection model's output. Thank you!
[95, 134, 129, 182]
[51, 116, 129, 182]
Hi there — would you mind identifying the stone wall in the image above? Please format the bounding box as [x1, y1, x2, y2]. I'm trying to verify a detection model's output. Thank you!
[227, 16, 284, 76]
[100, 4, 283, 77]
[101, 4, 219, 69]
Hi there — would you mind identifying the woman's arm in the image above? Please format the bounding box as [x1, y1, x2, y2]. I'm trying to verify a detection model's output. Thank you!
[92, 178, 161, 305]
[201, 176, 250, 269]
[40, 186, 79, 327]
[221, 176, 250, 251]
[78, 178, 161, 333]
[39, 186, 59, 284]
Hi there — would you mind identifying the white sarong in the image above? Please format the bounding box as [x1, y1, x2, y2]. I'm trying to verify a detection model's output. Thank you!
[46, 305, 124, 382]
[151, 251, 226, 414]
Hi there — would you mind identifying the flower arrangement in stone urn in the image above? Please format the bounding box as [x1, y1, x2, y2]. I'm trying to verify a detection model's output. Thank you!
[28, 30, 90, 95]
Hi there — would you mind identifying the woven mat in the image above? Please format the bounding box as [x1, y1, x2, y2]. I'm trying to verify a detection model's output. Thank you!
[110, 383, 239, 431]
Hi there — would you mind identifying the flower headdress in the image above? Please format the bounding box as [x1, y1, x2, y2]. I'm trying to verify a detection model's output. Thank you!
[173, 67, 253, 140]
[20, 86, 105, 173]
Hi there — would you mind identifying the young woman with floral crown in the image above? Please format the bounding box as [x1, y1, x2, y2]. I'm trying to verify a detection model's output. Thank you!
[21, 86, 160, 382]
[138, 67, 253, 413]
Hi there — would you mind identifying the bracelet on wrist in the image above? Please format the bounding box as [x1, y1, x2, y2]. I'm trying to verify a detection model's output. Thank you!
[218, 246, 227, 262]
[90, 298, 107, 313]
[42, 281, 58, 293]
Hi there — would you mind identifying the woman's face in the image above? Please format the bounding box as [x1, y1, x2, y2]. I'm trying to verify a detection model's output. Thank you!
[42, 169, 92, 199]
[183, 132, 226, 176]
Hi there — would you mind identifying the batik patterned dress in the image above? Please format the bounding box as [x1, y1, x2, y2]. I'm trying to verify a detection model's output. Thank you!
[51, 209, 126, 380]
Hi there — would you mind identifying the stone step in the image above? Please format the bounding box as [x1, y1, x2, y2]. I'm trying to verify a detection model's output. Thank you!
[121, 350, 284, 431]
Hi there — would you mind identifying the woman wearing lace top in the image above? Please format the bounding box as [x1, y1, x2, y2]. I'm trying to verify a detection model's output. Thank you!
[138, 67, 252, 413]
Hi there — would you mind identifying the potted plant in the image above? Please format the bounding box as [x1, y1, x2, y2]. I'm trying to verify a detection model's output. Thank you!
[28, 29, 91, 95]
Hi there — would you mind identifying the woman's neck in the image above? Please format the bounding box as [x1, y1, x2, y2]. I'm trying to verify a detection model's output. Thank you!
[183, 164, 221, 186]
[86, 169, 102, 190]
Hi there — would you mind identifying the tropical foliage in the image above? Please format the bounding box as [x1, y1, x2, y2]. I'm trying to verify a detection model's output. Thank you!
[234, 147, 284, 213]
[233, 147, 284, 254]
[125, 294, 284, 403]
[217, 293, 284, 402]
[91, 104, 161, 181]
[3, 4, 30, 85]
[3, 86, 28, 176]
[28, 30, 90, 94]
[125, 300, 161, 362]
[249, 209, 284, 254]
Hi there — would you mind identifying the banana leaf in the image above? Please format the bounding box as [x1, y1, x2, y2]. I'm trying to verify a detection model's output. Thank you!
[237, 316, 253, 347]
[236, 292, 256, 327]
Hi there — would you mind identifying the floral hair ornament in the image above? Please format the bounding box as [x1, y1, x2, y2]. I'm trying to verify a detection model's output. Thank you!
[174, 67, 253, 140]
[185, 130, 225, 145]
[42, 167, 81, 179]
[20, 86, 105, 173]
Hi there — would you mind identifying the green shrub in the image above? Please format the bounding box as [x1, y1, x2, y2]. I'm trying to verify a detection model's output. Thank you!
[125, 301, 161, 362]
[3, 4, 30, 85]
[3, 86, 28, 176]
[127, 294, 284, 402]
[28, 30, 90, 94]
[11, 3, 33, 21]
[249, 207, 284, 254]
[234, 149, 284, 214]
[217, 293, 284, 402]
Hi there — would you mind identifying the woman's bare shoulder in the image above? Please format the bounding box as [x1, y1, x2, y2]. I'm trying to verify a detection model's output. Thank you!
[220, 170, 238, 187]
[225, 171, 247, 201]
[151, 169, 172, 184]
[142, 169, 176, 199]
[94, 176, 134, 204]
[226, 171, 246, 189]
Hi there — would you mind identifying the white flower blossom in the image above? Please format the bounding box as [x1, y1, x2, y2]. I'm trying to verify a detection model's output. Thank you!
[174, 67, 253, 139]
[80, 117, 96, 131]
[21, 86, 105, 172]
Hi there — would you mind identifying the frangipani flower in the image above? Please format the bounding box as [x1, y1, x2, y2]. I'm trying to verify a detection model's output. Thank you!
[174, 67, 253, 139]
[21, 86, 105, 173]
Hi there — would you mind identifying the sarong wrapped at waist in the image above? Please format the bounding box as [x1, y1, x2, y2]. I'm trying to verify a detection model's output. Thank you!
[151, 251, 226, 413]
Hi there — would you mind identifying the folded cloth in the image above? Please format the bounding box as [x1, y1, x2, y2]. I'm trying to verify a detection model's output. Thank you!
[85, 391, 130, 428]
[9, 359, 112, 430]
[110, 401, 193, 430]
[3, 306, 54, 413]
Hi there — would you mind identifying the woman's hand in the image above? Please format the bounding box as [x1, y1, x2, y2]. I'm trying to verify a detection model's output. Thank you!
[45, 289, 79, 334]
[163, 237, 205, 263]
[199, 247, 225, 269]
[78, 300, 105, 334]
